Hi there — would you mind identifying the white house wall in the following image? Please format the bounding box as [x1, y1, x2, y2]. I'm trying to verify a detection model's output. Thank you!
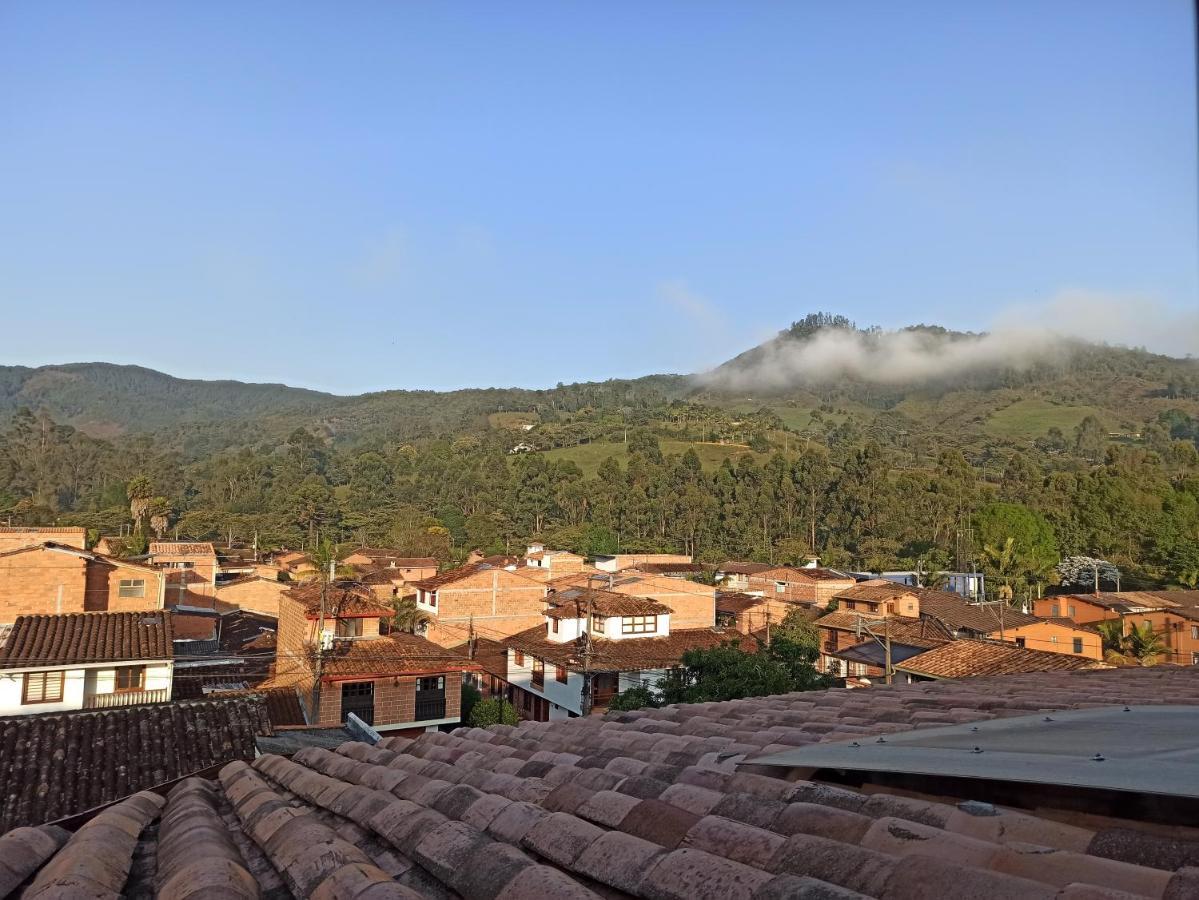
[0, 662, 174, 717]
[507, 649, 585, 716]
[0, 668, 87, 716]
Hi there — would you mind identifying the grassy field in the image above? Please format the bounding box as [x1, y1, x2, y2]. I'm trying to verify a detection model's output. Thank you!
[540, 439, 767, 476]
[488, 411, 538, 430]
[983, 398, 1106, 440]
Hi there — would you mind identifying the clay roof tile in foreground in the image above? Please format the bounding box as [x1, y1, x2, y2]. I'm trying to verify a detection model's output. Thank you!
[2, 666, 1199, 896]
[3, 668, 1199, 897]
[0, 696, 270, 831]
[0, 610, 174, 667]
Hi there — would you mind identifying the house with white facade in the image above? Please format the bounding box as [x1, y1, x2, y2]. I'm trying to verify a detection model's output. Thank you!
[0, 610, 174, 716]
[501, 585, 743, 721]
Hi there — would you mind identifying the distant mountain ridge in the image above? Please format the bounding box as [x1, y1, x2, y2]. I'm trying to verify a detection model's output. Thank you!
[2, 316, 1197, 447]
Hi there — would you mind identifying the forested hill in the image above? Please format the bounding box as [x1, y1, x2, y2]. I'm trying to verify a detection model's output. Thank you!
[3, 316, 1199, 589]
[0, 363, 334, 436]
[2, 317, 1197, 453]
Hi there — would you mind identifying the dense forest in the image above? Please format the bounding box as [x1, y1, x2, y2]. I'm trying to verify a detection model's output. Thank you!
[2, 317, 1197, 598]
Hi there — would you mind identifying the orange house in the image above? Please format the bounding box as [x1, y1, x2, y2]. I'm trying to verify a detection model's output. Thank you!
[989, 620, 1104, 661]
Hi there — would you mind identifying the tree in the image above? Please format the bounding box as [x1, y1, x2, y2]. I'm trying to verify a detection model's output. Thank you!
[469, 696, 519, 727]
[607, 685, 661, 711]
[658, 644, 794, 704]
[1074, 416, 1107, 463]
[391, 596, 430, 634]
[1055, 556, 1120, 591]
[127, 475, 154, 523]
[460, 682, 482, 724]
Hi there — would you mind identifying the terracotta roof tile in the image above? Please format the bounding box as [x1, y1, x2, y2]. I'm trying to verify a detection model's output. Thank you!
[0, 697, 270, 831]
[894, 639, 1107, 678]
[5, 667, 1199, 897]
[544, 587, 672, 619]
[284, 580, 394, 619]
[0, 611, 173, 666]
[504, 626, 755, 672]
[717, 561, 773, 576]
[318, 634, 478, 679]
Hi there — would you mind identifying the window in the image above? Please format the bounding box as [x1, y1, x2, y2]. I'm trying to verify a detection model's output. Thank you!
[550, 618, 559, 634]
[335, 618, 363, 638]
[114, 666, 145, 691]
[1072, 638, 1083, 654]
[117, 579, 145, 598]
[622, 615, 657, 635]
[1015, 638, 1026, 648]
[1050, 604, 1060, 617]
[555, 665, 568, 683]
[531, 658, 544, 689]
[1192, 626, 1198, 640]
[22, 671, 64, 704]
[417, 675, 445, 692]
[514, 651, 525, 667]
[1050, 635, 1058, 644]
[775, 581, 786, 594]
[592, 618, 606, 635]
[1068, 605, 1077, 618]
[1193, 652, 1199, 666]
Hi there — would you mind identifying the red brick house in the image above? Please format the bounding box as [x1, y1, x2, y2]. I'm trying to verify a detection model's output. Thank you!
[265, 580, 477, 734]
[0, 542, 166, 622]
[413, 563, 549, 648]
[746, 565, 856, 609]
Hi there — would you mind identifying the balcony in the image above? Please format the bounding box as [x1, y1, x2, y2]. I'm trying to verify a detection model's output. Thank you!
[414, 694, 447, 721]
[84, 688, 170, 710]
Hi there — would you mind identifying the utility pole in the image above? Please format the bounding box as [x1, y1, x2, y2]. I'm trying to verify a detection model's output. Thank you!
[764, 605, 772, 648]
[580, 592, 595, 716]
[312, 558, 334, 724]
[1093, 560, 1100, 595]
[883, 616, 892, 686]
[467, 614, 476, 660]
[854, 614, 893, 686]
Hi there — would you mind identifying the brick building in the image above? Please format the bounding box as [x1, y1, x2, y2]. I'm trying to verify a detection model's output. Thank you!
[746, 565, 857, 609]
[0, 526, 87, 553]
[266, 580, 476, 734]
[500, 586, 751, 721]
[148, 541, 219, 608]
[0, 542, 165, 622]
[413, 563, 549, 648]
[548, 570, 716, 630]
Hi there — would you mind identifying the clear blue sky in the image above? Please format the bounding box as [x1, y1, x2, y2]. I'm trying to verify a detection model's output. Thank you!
[1, 2, 1195, 393]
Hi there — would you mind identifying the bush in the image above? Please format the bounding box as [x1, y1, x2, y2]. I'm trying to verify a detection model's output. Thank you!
[460, 683, 482, 723]
[607, 685, 661, 711]
[468, 696, 519, 727]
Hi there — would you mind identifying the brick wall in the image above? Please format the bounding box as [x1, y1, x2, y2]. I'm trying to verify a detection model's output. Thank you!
[214, 577, 286, 617]
[0, 547, 87, 620]
[0, 527, 86, 553]
[424, 570, 548, 647]
[313, 670, 463, 728]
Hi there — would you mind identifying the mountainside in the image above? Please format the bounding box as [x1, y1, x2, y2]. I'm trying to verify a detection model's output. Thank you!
[2, 318, 1197, 454]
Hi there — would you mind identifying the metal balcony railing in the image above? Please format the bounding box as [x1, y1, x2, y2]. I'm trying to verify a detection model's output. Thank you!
[84, 688, 170, 709]
[414, 695, 447, 721]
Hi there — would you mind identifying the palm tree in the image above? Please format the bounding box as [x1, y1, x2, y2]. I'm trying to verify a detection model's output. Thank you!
[1125, 622, 1166, 666]
[982, 537, 1018, 602]
[1095, 620, 1167, 666]
[392, 596, 431, 635]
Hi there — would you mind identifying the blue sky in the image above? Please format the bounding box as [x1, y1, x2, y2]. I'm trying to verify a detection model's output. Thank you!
[1, 2, 1195, 393]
